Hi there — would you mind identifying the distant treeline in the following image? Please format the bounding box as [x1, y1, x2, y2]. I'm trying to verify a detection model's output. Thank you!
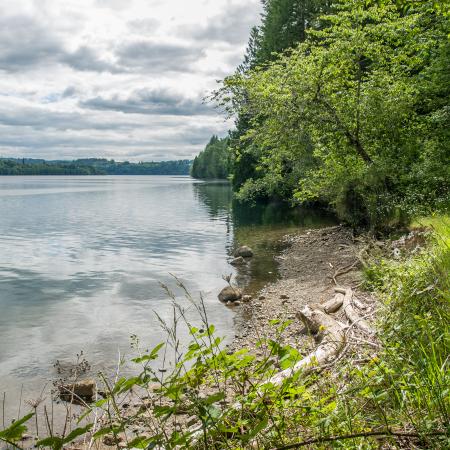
[190, 136, 230, 180]
[0, 158, 192, 175]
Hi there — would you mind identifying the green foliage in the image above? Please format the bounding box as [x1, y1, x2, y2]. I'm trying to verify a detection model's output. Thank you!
[364, 217, 450, 436]
[227, 0, 332, 196]
[36, 425, 93, 450]
[0, 158, 192, 176]
[0, 413, 34, 446]
[220, 0, 450, 229]
[190, 136, 230, 180]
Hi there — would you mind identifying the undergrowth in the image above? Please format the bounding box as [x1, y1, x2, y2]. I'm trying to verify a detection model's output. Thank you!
[1, 219, 449, 449]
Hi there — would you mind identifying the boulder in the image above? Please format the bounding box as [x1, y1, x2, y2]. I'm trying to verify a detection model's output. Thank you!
[59, 379, 96, 403]
[234, 246, 254, 258]
[230, 256, 246, 266]
[218, 286, 242, 303]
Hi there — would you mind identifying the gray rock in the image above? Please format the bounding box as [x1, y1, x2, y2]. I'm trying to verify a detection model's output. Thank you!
[234, 246, 254, 258]
[230, 256, 246, 266]
[218, 286, 242, 302]
[242, 295, 252, 302]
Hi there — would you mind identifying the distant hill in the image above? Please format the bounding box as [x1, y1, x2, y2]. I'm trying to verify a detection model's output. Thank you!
[0, 158, 193, 175]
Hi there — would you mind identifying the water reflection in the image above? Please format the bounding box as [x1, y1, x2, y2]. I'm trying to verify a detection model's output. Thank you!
[193, 181, 337, 293]
[0, 176, 335, 425]
[192, 181, 232, 219]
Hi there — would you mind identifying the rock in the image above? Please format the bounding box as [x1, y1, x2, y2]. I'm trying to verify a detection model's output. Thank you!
[20, 434, 33, 441]
[103, 435, 123, 446]
[230, 256, 246, 266]
[242, 295, 252, 303]
[258, 295, 266, 301]
[234, 246, 254, 258]
[59, 379, 96, 403]
[218, 286, 242, 302]
[280, 294, 289, 300]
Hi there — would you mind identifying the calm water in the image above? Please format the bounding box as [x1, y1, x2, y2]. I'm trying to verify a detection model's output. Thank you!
[0, 176, 335, 422]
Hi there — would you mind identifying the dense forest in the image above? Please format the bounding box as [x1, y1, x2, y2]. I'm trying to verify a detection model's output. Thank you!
[190, 136, 230, 179]
[195, 0, 450, 229]
[0, 158, 192, 175]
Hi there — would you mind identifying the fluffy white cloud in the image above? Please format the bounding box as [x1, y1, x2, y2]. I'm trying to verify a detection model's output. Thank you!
[0, 0, 261, 161]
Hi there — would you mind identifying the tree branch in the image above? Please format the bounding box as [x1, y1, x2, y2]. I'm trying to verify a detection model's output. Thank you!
[275, 429, 447, 449]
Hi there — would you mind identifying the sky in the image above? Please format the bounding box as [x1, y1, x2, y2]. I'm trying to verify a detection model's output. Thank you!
[0, 0, 262, 161]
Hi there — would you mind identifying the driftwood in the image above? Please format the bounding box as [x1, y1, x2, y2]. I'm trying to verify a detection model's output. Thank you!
[267, 287, 375, 385]
[336, 288, 374, 335]
[323, 293, 345, 314]
[267, 306, 346, 385]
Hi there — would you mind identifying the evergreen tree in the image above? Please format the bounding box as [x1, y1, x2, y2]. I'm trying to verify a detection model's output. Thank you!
[190, 136, 230, 180]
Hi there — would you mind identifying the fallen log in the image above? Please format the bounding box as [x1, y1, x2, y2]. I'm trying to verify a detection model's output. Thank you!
[335, 288, 374, 335]
[323, 293, 345, 314]
[267, 306, 346, 385]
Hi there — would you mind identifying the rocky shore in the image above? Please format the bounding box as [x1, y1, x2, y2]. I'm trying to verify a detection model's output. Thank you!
[230, 225, 376, 355]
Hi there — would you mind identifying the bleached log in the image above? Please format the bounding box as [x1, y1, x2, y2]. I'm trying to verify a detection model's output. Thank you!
[336, 288, 374, 335]
[267, 306, 346, 385]
[323, 293, 345, 313]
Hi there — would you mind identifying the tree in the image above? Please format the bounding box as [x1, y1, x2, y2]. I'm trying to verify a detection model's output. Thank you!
[190, 136, 230, 180]
[220, 0, 450, 227]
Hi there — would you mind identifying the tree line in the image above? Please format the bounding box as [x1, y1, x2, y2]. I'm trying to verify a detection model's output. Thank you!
[194, 0, 449, 229]
[0, 158, 192, 176]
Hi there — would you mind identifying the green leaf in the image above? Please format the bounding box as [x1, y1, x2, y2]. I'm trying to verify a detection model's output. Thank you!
[64, 424, 93, 444]
[132, 343, 164, 364]
[0, 413, 34, 442]
[36, 436, 64, 450]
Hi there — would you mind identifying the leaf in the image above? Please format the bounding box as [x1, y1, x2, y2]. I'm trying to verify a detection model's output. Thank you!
[204, 392, 226, 405]
[36, 436, 64, 450]
[132, 343, 165, 364]
[128, 436, 154, 448]
[242, 417, 269, 442]
[63, 424, 93, 444]
[0, 413, 34, 442]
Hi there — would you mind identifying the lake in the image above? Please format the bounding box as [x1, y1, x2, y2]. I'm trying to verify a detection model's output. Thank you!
[0, 176, 335, 423]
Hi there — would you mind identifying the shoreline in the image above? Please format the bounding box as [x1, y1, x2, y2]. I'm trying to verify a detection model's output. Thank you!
[231, 225, 375, 355]
[9, 220, 445, 449]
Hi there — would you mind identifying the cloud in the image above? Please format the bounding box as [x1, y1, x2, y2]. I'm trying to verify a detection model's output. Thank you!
[0, 15, 62, 72]
[0, 14, 118, 73]
[180, 3, 259, 45]
[0, 0, 261, 160]
[128, 18, 160, 34]
[115, 41, 205, 73]
[62, 46, 119, 73]
[80, 88, 214, 116]
[61, 86, 79, 98]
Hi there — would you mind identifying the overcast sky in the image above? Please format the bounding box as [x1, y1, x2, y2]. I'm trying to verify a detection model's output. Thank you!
[0, 0, 261, 161]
